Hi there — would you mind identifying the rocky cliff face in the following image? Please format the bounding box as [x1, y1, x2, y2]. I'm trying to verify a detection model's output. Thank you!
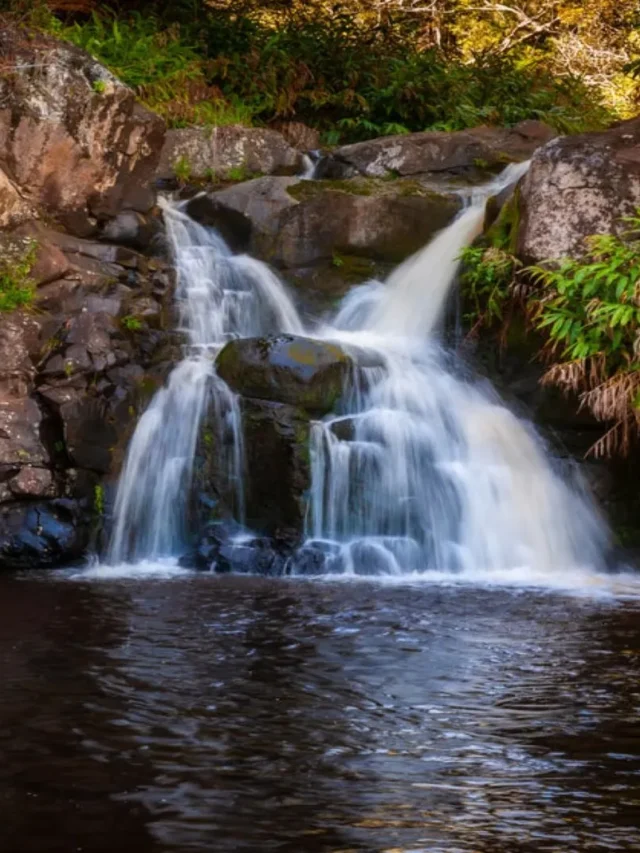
[0, 28, 173, 569]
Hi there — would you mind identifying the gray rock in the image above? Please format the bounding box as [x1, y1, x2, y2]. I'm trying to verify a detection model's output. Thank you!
[317, 121, 556, 179]
[156, 126, 303, 181]
[517, 118, 640, 264]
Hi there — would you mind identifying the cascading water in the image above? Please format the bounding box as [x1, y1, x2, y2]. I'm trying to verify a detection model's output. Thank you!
[108, 203, 302, 564]
[303, 163, 609, 578]
[108, 164, 610, 580]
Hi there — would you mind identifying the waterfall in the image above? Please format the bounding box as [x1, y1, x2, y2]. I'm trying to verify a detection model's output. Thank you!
[108, 203, 302, 564]
[304, 164, 609, 577]
[108, 164, 609, 578]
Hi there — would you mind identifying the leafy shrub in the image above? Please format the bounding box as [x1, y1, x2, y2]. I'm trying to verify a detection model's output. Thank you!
[19, 4, 615, 140]
[529, 217, 640, 457]
[459, 245, 520, 332]
[0, 239, 37, 312]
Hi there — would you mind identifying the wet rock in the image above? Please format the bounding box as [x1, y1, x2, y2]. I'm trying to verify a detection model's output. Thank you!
[59, 398, 118, 474]
[0, 499, 91, 570]
[156, 126, 303, 181]
[100, 210, 162, 253]
[216, 335, 353, 414]
[517, 118, 640, 263]
[240, 398, 311, 543]
[185, 177, 298, 254]
[0, 27, 165, 223]
[289, 540, 341, 575]
[215, 539, 287, 576]
[317, 121, 555, 179]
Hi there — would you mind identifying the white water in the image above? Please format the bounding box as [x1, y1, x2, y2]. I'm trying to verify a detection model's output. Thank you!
[108, 203, 301, 563]
[107, 166, 621, 589]
[303, 163, 609, 578]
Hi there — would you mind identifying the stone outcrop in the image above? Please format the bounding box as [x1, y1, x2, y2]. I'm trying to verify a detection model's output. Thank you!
[517, 118, 640, 264]
[187, 176, 461, 314]
[188, 176, 461, 267]
[0, 27, 165, 232]
[316, 121, 555, 180]
[216, 334, 354, 415]
[156, 126, 303, 181]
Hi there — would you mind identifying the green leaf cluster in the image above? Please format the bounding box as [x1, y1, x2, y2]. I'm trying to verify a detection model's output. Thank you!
[0, 239, 37, 313]
[529, 222, 640, 368]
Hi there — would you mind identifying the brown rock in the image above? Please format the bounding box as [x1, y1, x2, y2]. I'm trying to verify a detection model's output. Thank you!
[9, 467, 54, 498]
[0, 27, 165, 224]
[30, 241, 69, 286]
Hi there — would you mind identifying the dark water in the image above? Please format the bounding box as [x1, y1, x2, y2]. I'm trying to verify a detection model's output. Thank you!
[1, 571, 639, 853]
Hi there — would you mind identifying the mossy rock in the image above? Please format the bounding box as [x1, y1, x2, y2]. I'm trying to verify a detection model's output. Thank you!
[484, 185, 521, 253]
[286, 176, 454, 202]
[216, 334, 354, 415]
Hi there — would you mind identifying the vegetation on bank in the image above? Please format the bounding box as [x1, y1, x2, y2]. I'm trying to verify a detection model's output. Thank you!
[0, 239, 37, 313]
[4, 1, 638, 142]
[461, 212, 640, 458]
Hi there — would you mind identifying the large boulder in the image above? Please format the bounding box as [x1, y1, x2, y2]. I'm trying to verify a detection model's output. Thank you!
[156, 126, 303, 181]
[185, 176, 298, 253]
[187, 176, 461, 267]
[517, 118, 640, 264]
[317, 121, 555, 179]
[0, 27, 165, 229]
[216, 334, 354, 415]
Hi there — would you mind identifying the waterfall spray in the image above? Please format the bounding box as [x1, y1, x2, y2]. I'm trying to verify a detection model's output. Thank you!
[108, 203, 302, 564]
[108, 165, 609, 578]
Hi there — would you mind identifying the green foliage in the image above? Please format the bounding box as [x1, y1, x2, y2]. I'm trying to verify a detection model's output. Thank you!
[529, 223, 640, 366]
[225, 164, 251, 182]
[94, 484, 105, 517]
[0, 239, 37, 313]
[528, 213, 640, 456]
[92, 78, 107, 94]
[121, 315, 143, 331]
[20, 4, 617, 141]
[172, 155, 192, 183]
[460, 245, 519, 328]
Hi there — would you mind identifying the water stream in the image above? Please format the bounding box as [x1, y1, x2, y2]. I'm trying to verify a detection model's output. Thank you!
[109, 165, 608, 581]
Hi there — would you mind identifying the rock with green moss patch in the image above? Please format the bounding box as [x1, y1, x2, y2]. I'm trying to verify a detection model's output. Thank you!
[216, 334, 355, 415]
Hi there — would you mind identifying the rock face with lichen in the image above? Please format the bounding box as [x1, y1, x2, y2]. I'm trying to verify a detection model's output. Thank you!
[517, 118, 640, 264]
[316, 121, 555, 180]
[0, 27, 165, 232]
[156, 126, 303, 182]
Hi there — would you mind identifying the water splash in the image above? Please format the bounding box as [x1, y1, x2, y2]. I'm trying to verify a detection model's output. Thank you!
[108, 203, 301, 564]
[303, 163, 610, 578]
